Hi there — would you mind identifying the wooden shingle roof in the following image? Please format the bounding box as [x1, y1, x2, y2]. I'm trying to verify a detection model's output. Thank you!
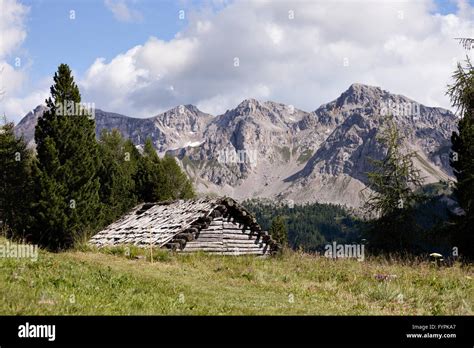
[89, 197, 279, 254]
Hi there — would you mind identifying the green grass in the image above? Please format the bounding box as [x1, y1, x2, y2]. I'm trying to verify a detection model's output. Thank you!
[181, 155, 202, 170]
[0, 237, 472, 315]
[297, 148, 314, 164]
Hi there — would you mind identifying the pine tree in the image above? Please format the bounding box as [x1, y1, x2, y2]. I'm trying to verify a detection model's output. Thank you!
[447, 55, 474, 259]
[363, 115, 425, 252]
[98, 129, 138, 226]
[0, 121, 33, 239]
[160, 155, 195, 200]
[269, 215, 288, 248]
[32, 64, 101, 250]
[135, 138, 195, 202]
[135, 138, 164, 202]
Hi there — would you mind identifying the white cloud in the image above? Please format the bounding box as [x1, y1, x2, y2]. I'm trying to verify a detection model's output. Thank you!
[104, 0, 143, 23]
[3, 0, 474, 124]
[78, 0, 473, 118]
[1, 62, 26, 94]
[0, 0, 29, 59]
[0, 0, 36, 124]
[2, 87, 49, 122]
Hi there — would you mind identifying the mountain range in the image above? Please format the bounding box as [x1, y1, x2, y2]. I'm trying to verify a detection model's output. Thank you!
[14, 83, 457, 209]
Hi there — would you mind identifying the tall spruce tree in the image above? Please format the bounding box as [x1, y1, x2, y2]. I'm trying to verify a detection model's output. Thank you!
[363, 116, 425, 252]
[32, 64, 101, 250]
[0, 121, 33, 239]
[447, 55, 474, 259]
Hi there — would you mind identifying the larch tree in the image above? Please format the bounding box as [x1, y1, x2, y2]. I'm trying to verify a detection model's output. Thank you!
[363, 115, 425, 252]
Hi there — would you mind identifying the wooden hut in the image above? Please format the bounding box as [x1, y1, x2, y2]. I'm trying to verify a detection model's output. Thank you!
[89, 197, 278, 255]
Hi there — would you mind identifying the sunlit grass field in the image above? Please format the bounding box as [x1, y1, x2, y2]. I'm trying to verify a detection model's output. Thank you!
[0, 237, 472, 315]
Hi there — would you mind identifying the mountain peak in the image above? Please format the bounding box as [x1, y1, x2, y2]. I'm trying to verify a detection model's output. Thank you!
[334, 83, 387, 108]
[237, 98, 262, 108]
[345, 83, 384, 97]
[347, 82, 381, 91]
[33, 104, 47, 114]
[158, 104, 202, 117]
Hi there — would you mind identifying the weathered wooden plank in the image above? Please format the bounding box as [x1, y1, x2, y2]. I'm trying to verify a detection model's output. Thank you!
[222, 234, 257, 240]
[222, 230, 255, 236]
[183, 245, 224, 250]
[223, 236, 262, 242]
[181, 247, 226, 252]
[184, 242, 224, 248]
[225, 241, 263, 247]
[225, 246, 264, 251]
[196, 233, 225, 238]
[222, 230, 257, 236]
[182, 250, 267, 255]
[222, 222, 244, 228]
[194, 237, 223, 243]
[195, 233, 223, 238]
[200, 225, 223, 231]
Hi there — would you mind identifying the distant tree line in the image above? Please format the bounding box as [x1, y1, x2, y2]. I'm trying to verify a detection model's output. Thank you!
[243, 199, 362, 252]
[1, 64, 194, 250]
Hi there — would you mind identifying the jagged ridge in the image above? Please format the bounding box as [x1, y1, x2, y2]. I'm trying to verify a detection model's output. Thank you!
[14, 83, 457, 208]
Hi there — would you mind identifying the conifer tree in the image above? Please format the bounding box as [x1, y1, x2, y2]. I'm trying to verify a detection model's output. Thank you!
[135, 138, 164, 202]
[160, 155, 195, 200]
[98, 129, 138, 225]
[32, 64, 101, 250]
[135, 138, 195, 202]
[447, 55, 474, 258]
[0, 121, 33, 239]
[363, 116, 425, 251]
[269, 215, 288, 248]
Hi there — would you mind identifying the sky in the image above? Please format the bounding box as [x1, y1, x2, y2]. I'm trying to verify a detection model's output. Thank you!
[1, 0, 473, 124]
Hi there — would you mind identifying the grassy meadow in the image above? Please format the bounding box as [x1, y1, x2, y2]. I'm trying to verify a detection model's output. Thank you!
[0, 237, 472, 315]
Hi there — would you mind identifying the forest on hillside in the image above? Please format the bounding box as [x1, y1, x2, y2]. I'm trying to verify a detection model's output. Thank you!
[243, 182, 462, 256]
[242, 199, 362, 252]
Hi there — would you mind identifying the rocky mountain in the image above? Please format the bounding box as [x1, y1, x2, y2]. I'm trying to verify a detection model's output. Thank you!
[15, 104, 213, 153]
[14, 83, 457, 208]
[13, 105, 48, 148]
[278, 84, 456, 207]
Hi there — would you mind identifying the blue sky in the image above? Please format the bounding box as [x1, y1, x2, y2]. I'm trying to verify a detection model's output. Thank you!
[1, 0, 473, 123]
[21, 0, 190, 82]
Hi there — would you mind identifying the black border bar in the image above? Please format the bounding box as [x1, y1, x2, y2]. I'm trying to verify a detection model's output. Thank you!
[0, 315, 472, 346]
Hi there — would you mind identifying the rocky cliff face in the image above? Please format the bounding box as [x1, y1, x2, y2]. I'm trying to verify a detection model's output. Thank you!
[14, 83, 457, 208]
[277, 84, 456, 207]
[15, 104, 213, 154]
[13, 105, 48, 147]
